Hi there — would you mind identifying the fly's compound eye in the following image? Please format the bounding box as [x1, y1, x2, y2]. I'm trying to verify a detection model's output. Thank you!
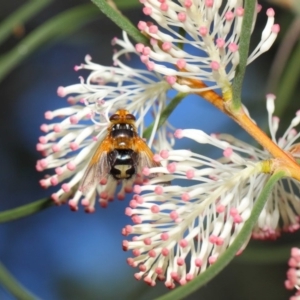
[110, 114, 120, 121]
[126, 114, 136, 121]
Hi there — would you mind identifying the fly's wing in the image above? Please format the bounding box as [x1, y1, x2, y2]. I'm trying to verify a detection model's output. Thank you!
[133, 136, 161, 177]
[79, 137, 112, 193]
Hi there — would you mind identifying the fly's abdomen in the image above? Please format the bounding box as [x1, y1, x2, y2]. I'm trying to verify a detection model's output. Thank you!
[108, 149, 138, 180]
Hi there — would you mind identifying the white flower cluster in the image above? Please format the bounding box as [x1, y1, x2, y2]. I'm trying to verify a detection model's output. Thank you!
[137, 0, 279, 93]
[36, 33, 173, 211]
[123, 95, 300, 287]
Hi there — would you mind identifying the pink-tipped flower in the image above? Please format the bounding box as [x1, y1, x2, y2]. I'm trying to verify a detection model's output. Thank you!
[37, 33, 173, 212]
[285, 247, 300, 299]
[123, 95, 300, 287]
[137, 1, 280, 94]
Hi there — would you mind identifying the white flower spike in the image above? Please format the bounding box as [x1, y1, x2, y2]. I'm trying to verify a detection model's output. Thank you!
[123, 94, 300, 287]
[136, 0, 280, 94]
[36, 33, 172, 212]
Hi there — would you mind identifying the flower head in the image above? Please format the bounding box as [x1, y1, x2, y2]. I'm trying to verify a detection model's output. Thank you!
[36, 33, 173, 212]
[123, 94, 300, 287]
[136, 0, 280, 94]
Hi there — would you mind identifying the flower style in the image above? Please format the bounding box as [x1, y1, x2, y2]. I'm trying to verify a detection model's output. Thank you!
[136, 0, 280, 95]
[36, 32, 173, 212]
[285, 247, 300, 300]
[123, 94, 300, 287]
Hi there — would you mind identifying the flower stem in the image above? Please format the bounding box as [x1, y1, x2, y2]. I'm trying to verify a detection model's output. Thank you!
[180, 77, 224, 111]
[231, 0, 256, 109]
[0, 198, 53, 223]
[155, 171, 286, 300]
[191, 80, 300, 180]
[0, 262, 39, 300]
[143, 92, 187, 139]
[90, 0, 149, 44]
[233, 110, 300, 180]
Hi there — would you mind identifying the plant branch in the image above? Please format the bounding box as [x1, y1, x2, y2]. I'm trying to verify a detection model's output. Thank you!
[90, 0, 149, 44]
[0, 262, 39, 300]
[0, 198, 53, 223]
[143, 93, 187, 139]
[0, 4, 99, 82]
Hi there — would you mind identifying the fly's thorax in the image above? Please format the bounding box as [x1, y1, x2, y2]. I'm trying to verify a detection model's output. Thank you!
[111, 123, 136, 137]
[109, 123, 137, 149]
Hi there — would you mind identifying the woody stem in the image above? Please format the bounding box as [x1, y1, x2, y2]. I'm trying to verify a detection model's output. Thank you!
[191, 86, 300, 181]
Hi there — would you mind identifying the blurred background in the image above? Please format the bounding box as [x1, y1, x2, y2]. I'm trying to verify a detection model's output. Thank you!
[0, 0, 299, 299]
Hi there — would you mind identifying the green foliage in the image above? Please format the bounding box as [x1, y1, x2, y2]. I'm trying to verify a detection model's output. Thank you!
[0, 4, 100, 82]
[0, 262, 38, 300]
[0, 0, 52, 44]
[91, 0, 149, 44]
[232, 0, 256, 109]
[0, 198, 53, 223]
